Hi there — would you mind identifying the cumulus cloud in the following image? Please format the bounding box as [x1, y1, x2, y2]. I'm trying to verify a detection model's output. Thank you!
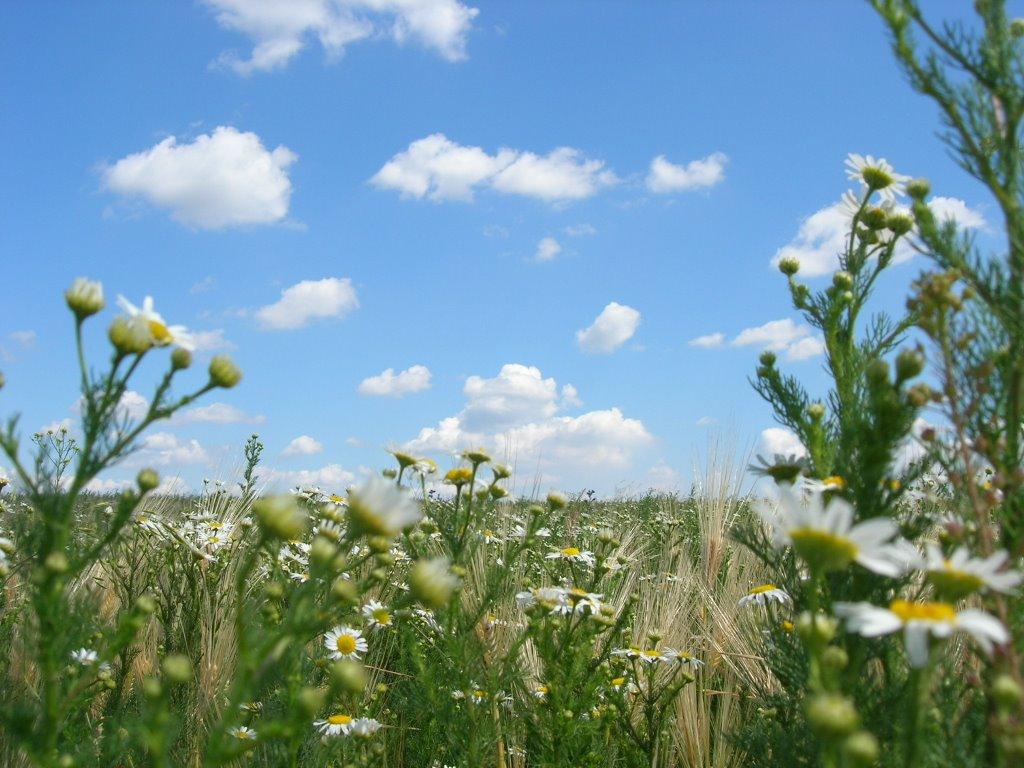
[534, 236, 562, 262]
[643, 461, 681, 491]
[9, 330, 36, 347]
[564, 223, 596, 237]
[260, 463, 356, 490]
[370, 134, 616, 203]
[359, 365, 432, 397]
[730, 318, 824, 362]
[646, 152, 727, 193]
[688, 332, 724, 349]
[757, 427, 806, 458]
[103, 126, 297, 229]
[256, 277, 359, 330]
[773, 195, 985, 277]
[283, 435, 324, 456]
[136, 433, 210, 466]
[404, 363, 652, 486]
[177, 402, 265, 424]
[576, 302, 641, 354]
[205, 0, 479, 74]
[190, 329, 234, 352]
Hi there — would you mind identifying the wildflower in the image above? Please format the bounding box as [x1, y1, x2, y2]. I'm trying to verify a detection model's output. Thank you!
[748, 453, 808, 484]
[208, 355, 242, 388]
[533, 684, 548, 700]
[351, 717, 382, 737]
[546, 546, 596, 566]
[108, 315, 153, 355]
[361, 600, 393, 629]
[65, 278, 105, 319]
[921, 544, 1022, 599]
[835, 600, 1009, 667]
[314, 713, 356, 738]
[71, 648, 99, 665]
[412, 457, 437, 478]
[738, 584, 791, 608]
[565, 587, 604, 615]
[844, 153, 909, 201]
[612, 646, 677, 665]
[253, 495, 308, 541]
[347, 476, 422, 537]
[324, 626, 368, 661]
[228, 725, 257, 740]
[117, 295, 194, 351]
[443, 467, 473, 488]
[758, 486, 909, 576]
[388, 448, 419, 470]
[410, 557, 460, 608]
[462, 448, 491, 465]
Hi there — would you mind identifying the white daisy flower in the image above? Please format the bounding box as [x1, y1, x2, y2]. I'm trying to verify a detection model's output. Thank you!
[228, 725, 257, 740]
[347, 476, 422, 537]
[324, 626, 368, 660]
[738, 584, 792, 608]
[71, 648, 99, 665]
[921, 544, 1022, 598]
[835, 600, 1009, 667]
[351, 717, 382, 737]
[844, 153, 909, 202]
[758, 486, 910, 576]
[116, 295, 195, 351]
[361, 600, 393, 630]
[546, 546, 596, 567]
[314, 713, 356, 738]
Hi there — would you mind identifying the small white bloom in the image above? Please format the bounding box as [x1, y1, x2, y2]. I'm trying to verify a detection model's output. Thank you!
[348, 476, 423, 536]
[921, 544, 1022, 597]
[228, 725, 257, 740]
[324, 626, 368, 660]
[71, 648, 99, 665]
[117, 295, 195, 351]
[361, 600, 393, 629]
[844, 153, 909, 202]
[546, 546, 595, 566]
[738, 584, 791, 608]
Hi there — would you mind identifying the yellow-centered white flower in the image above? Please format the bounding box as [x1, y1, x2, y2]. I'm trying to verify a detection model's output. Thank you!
[347, 476, 422, 537]
[117, 295, 195, 351]
[920, 544, 1022, 598]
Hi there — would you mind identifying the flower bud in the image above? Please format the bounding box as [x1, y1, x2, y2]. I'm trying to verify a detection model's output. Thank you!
[547, 491, 567, 510]
[65, 278, 105, 319]
[796, 612, 837, 645]
[330, 660, 367, 695]
[993, 675, 1024, 710]
[806, 693, 859, 741]
[331, 576, 358, 603]
[833, 271, 854, 290]
[887, 213, 914, 236]
[137, 468, 160, 494]
[462, 448, 491, 465]
[208, 355, 242, 389]
[821, 646, 849, 671]
[0, 371, 5, 390]
[297, 686, 327, 716]
[410, 557, 460, 609]
[170, 347, 192, 371]
[108, 316, 152, 355]
[906, 178, 931, 200]
[759, 351, 777, 368]
[861, 206, 888, 231]
[807, 402, 826, 421]
[778, 256, 800, 276]
[895, 349, 925, 382]
[161, 654, 193, 683]
[252, 495, 308, 541]
[866, 358, 890, 386]
[841, 731, 879, 766]
[45, 551, 69, 574]
[492, 464, 511, 480]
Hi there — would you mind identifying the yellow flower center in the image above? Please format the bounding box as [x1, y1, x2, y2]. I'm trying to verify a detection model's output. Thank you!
[561, 547, 581, 557]
[789, 528, 858, 571]
[372, 608, 391, 625]
[611, 676, 626, 686]
[750, 584, 778, 595]
[642, 649, 663, 659]
[927, 567, 985, 600]
[336, 635, 357, 654]
[328, 714, 352, 726]
[329, 494, 345, 504]
[781, 620, 794, 633]
[148, 319, 172, 345]
[823, 475, 845, 489]
[889, 599, 956, 623]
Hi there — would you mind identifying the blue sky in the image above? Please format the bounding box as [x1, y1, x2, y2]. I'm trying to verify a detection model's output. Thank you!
[0, 1, 999, 495]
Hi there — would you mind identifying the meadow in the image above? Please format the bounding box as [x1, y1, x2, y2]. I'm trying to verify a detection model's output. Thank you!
[3, 2, 1024, 766]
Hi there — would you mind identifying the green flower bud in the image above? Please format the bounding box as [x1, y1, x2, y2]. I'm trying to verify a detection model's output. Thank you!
[161, 654, 193, 683]
[108, 316, 152, 355]
[491, 463, 512, 480]
[778, 257, 800, 276]
[895, 349, 925, 382]
[310, 536, 339, 568]
[142, 677, 162, 700]
[382, 467, 397, 479]
[0, 371, 5, 390]
[135, 595, 157, 614]
[170, 347, 192, 370]
[833, 271, 854, 290]
[759, 351, 777, 367]
[906, 178, 931, 200]
[993, 675, 1024, 710]
[806, 694, 859, 741]
[861, 206, 889, 231]
[330, 660, 367, 695]
[887, 213, 914, 236]
[297, 686, 327, 717]
[208, 355, 242, 389]
[137, 468, 160, 493]
[796, 612, 837, 645]
[821, 646, 849, 671]
[410, 557, 460, 609]
[65, 278, 105, 319]
[547, 491, 567, 510]
[462, 448, 491, 465]
[807, 402, 826, 421]
[841, 731, 880, 766]
[252, 495, 308, 541]
[866, 358, 890, 386]
[331, 576, 358, 604]
[45, 551, 69, 574]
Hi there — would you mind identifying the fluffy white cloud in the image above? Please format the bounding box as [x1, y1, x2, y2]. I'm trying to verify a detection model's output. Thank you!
[177, 402, 266, 424]
[370, 134, 616, 203]
[9, 330, 36, 346]
[283, 435, 324, 456]
[103, 126, 297, 230]
[190, 329, 234, 352]
[359, 365, 432, 397]
[646, 152, 727, 193]
[404, 363, 652, 486]
[260, 463, 356, 490]
[256, 277, 359, 330]
[564, 223, 596, 237]
[576, 302, 641, 354]
[534, 236, 562, 262]
[137, 433, 210, 466]
[774, 196, 985, 277]
[206, 0, 479, 74]
[757, 427, 806, 458]
[688, 332, 724, 349]
[730, 318, 824, 361]
[643, 461, 681, 491]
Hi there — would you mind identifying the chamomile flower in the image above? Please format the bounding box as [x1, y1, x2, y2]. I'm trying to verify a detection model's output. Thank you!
[347, 476, 422, 537]
[324, 626, 368, 660]
[314, 713, 356, 738]
[116, 295, 195, 351]
[361, 600, 393, 630]
[228, 726, 257, 740]
[546, 546, 596, 567]
[835, 600, 1009, 667]
[738, 584, 792, 608]
[70, 648, 99, 665]
[351, 717, 382, 737]
[921, 544, 1022, 599]
[844, 153, 909, 202]
[758, 486, 909, 576]
[612, 646, 675, 665]
[748, 453, 808, 485]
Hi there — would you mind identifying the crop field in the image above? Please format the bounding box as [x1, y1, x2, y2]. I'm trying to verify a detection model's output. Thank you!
[3, 1, 1024, 767]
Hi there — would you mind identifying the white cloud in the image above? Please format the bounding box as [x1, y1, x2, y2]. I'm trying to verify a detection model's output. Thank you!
[190, 276, 216, 294]
[757, 427, 806, 458]
[39, 418, 74, 435]
[191, 329, 234, 352]
[404, 363, 652, 486]
[646, 152, 728, 193]
[103, 126, 297, 230]
[256, 277, 359, 330]
[534, 236, 562, 262]
[696, 416, 717, 427]
[370, 133, 616, 203]
[205, 0, 479, 74]
[564, 223, 596, 237]
[358, 365, 432, 397]
[283, 435, 324, 456]
[773, 196, 985, 277]
[644, 461, 680, 491]
[9, 330, 36, 347]
[731, 319, 824, 361]
[137, 433, 210, 466]
[784, 335, 826, 362]
[688, 332, 724, 349]
[260, 463, 356, 490]
[177, 402, 265, 424]
[576, 302, 641, 354]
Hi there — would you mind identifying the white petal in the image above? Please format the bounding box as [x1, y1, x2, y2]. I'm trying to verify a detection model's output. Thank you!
[904, 625, 931, 667]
